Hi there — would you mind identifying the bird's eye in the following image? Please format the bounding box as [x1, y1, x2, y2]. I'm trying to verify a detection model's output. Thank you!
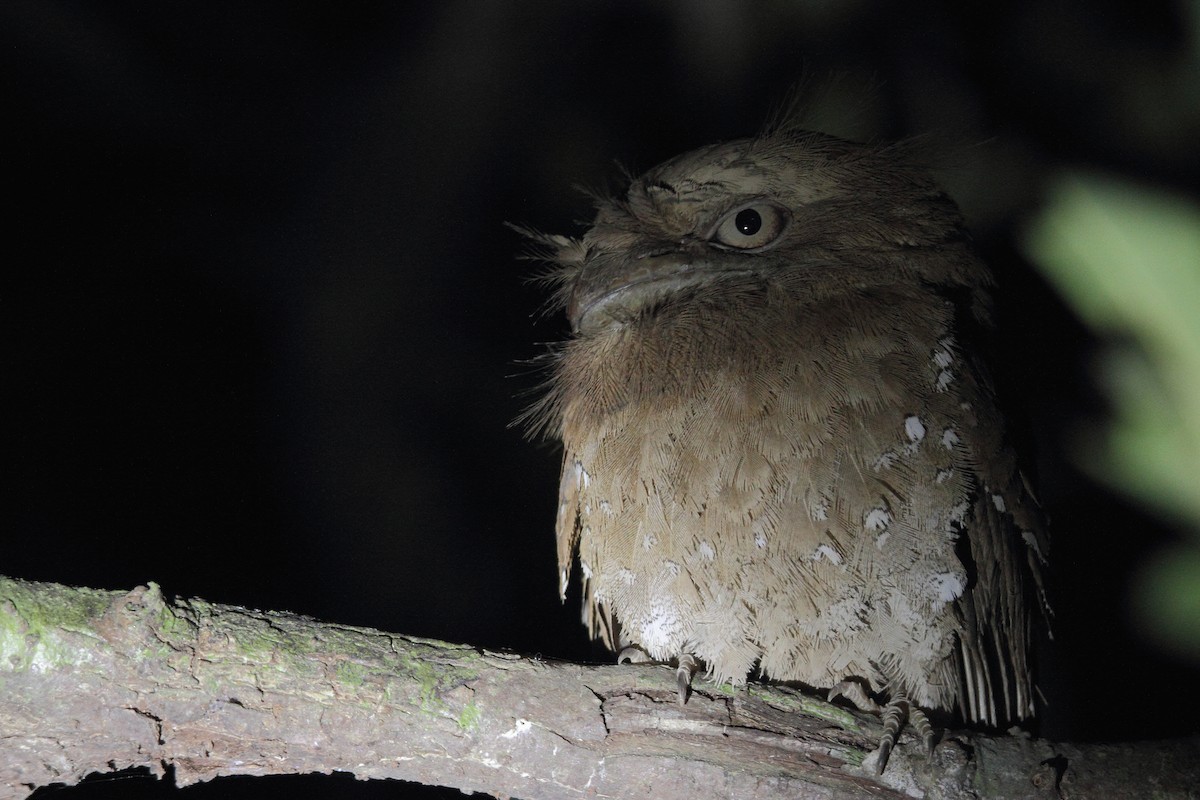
[710, 202, 789, 250]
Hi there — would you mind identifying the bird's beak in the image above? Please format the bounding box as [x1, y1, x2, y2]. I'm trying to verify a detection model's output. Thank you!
[570, 251, 702, 334]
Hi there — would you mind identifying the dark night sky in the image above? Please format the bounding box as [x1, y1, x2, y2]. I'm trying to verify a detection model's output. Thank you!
[5, 2, 1198, 797]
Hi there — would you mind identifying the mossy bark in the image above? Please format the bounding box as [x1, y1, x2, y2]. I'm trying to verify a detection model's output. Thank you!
[1, 577, 1196, 799]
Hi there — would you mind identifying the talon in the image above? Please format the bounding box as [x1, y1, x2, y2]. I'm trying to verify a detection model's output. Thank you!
[874, 738, 894, 775]
[910, 705, 936, 758]
[675, 653, 698, 705]
[876, 696, 907, 773]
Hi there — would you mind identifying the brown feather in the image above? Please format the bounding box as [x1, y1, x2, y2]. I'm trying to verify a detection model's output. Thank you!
[531, 129, 1047, 726]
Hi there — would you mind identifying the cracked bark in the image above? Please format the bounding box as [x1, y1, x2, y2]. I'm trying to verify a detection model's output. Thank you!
[1, 577, 1196, 799]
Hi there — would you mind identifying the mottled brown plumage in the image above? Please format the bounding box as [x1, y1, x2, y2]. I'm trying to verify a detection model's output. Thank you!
[527, 129, 1048, 767]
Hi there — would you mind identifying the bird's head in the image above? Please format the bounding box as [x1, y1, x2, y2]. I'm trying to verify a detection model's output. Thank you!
[537, 130, 990, 336]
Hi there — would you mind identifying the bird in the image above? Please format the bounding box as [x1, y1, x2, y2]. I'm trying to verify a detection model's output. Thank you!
[522, 126, 1049, 771]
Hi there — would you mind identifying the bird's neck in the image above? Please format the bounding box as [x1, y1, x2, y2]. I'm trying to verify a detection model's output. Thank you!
[556, 281, 958, 427]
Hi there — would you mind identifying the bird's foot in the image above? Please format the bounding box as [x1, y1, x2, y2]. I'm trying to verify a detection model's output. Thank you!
[828, 682, 936, 774]
[675, 653, 698, 705]
[616, 647, 698, 705]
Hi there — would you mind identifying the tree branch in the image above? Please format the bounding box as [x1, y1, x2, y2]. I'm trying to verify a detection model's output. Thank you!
[1, 577, 1195, 799]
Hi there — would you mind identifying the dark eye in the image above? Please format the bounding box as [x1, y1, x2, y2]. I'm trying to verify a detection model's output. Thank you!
[711, 202, 789, 250]
[735, 208, 762, 235]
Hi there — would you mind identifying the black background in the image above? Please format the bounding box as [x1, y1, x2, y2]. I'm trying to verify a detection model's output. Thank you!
[5, 1, 1199, 797]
